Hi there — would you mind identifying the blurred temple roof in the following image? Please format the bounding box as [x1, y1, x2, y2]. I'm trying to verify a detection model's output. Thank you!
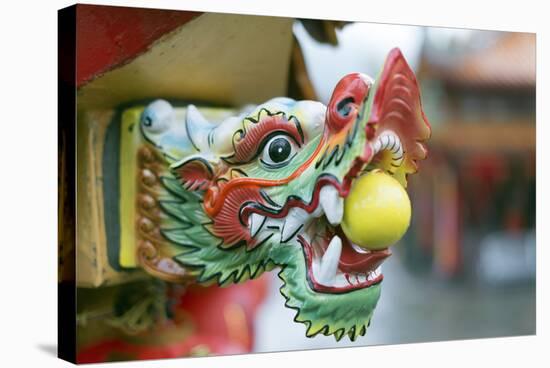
[424, 32, 535, 89]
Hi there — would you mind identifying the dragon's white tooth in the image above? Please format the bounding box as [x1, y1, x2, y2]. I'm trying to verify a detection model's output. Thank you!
[281, 207, 309, 243]
[317, 235, 342, 286]
[249, 213, 266, 238]
[368, 267, 382, 280]
[319, 185, 343, 226]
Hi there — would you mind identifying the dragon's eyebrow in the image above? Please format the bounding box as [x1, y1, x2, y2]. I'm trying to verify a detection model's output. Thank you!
[229, 111, 304, 164]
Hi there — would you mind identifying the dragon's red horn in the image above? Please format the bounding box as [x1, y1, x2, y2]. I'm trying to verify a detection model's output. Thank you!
[368, 48, 431, 179]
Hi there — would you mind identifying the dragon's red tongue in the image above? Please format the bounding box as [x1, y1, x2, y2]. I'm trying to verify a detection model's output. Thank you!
[335, 226, 391, 273]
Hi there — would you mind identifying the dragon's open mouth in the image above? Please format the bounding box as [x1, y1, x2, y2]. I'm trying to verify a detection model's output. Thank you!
[246, 179, 391, 294]
[299, 203, 390, 294]
[245, 130, 406, 294]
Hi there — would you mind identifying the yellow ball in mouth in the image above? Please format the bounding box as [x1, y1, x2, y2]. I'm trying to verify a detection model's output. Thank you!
[341, 170, 411, 250]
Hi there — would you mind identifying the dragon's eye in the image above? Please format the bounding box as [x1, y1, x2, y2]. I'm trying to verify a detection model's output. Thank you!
[260, 134, 298, 168]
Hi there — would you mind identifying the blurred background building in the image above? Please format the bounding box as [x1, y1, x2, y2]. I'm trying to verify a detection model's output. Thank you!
[254, 21, 535, 352]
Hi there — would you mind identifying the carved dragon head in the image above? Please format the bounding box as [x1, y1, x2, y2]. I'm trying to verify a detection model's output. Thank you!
[133, 49, 430, 340]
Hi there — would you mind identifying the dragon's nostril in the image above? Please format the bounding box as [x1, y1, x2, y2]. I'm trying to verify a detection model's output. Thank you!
[336, 97, 355, 118]
[326, 73, 372, 133]
[327, 96, 356, 132]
